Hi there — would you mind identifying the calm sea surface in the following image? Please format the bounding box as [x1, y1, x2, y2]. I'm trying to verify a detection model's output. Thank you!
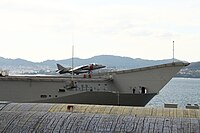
[146, 78, 200, 108]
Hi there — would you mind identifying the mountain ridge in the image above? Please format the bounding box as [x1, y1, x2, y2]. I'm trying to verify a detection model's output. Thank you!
[0, 55, 199, 77]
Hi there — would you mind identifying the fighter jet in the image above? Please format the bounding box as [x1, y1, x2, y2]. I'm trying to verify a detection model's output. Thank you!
[56, 63, 106, 75]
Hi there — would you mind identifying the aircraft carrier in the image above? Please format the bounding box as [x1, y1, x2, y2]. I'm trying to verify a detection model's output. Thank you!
[0, 61, 189, 106]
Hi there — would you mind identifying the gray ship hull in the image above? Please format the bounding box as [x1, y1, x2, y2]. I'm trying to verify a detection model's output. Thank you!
[33, 91, 156, 106]
[0, 62, 189, 106]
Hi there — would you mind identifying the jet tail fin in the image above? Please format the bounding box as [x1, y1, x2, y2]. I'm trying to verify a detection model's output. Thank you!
[57, 64, 65, 70]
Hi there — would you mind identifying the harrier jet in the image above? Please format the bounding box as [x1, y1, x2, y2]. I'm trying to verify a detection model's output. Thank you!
[56, 63, 106, 75]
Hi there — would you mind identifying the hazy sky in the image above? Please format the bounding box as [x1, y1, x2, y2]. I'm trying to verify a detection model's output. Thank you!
[0, 0, 200, 62]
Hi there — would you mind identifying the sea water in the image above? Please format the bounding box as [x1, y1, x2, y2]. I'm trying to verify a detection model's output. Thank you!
[146, 78, 200, 108]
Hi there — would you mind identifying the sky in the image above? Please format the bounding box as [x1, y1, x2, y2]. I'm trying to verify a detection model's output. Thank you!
[0, 0, 200, 62]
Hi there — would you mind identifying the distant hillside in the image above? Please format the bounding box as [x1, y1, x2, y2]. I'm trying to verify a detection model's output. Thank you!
[0, 55, 199, 78]
[0, 57, 48, 74]
[42, 55, 177, 69]
[185, 62, 200, 70]
[0, 57, 35, 66]
[176, 61, 200, 78]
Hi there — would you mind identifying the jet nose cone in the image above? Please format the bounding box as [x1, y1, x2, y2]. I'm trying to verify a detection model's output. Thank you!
[100, 65, 106, 68]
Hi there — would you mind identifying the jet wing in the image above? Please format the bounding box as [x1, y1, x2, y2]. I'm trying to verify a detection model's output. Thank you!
[71, 65, 88, 73]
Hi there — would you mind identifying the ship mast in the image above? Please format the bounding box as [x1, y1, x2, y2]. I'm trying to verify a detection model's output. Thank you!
[173, 41, 174, 63]
[72, 45, 74, 80]
[71, 33, 74, 80]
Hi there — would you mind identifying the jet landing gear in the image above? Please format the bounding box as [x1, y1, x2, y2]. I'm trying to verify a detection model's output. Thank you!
[83, 73, 92, 78]
[88, 74, 92, 78]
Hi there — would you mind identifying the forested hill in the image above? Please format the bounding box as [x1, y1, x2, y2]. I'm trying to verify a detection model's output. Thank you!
[0, 55, 199, 78]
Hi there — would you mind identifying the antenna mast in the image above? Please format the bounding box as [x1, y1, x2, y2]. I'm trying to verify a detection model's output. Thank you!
[72, 34, 74, 80]
[72, 45, 74, 77]
[173, 41, 174, 63]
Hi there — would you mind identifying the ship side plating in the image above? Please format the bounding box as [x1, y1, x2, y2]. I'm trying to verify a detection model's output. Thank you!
[0, 62, 189, 106]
